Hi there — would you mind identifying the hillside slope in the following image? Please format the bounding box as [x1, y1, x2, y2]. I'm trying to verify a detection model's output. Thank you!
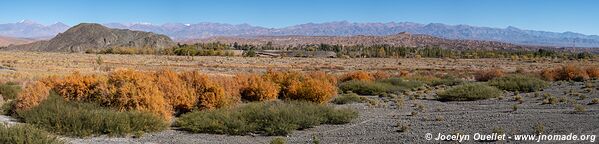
[5, 23, 175, 52]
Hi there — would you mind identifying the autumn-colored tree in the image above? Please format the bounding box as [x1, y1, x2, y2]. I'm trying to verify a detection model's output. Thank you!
[180, 71, 226, 110]
[266, 70, 338, 103]
[52, 72, 105, 102]
[154, 69, 196, 114]
[307, 71, 338, 85]
[237, 74, 279, 101]
[209, 75, 241, 107]
[100, 69, 172, 120]
[265, 70, 303, 98]
[286, 77, 337, 104]
[15, 81, 51, 110]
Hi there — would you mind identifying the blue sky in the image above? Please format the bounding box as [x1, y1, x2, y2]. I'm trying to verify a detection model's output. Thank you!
[1, 0, 598, 35]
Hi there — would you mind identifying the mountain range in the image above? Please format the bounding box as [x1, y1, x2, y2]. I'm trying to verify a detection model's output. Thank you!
[1, 20, 599, 47]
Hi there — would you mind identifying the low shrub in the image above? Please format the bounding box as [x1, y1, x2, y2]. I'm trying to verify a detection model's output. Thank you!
[488, 75, 549, 92]
[340, 71, 374, 82]
[266, 70, 338, 103]
[542, 65, 597, 81]
[15, 93, 167, 137]
[475, 68, 505, 81]
[176, 101, 357, 136]
[1, 100, 15, 115]
[307, 71, 338, 85]
[339, 78, 422, 95]
[237, 74, 279, 101]
[0, 123, 64, 144]
[437, 83, 502, 101]
[270, 137, 287, 144]
[430, 76, 464, 86]
[371, 71, 391, 80]
[403, 75, 439, 85]
[286, 77, 337, 104]
[587, 67, 599, 78]
[0, 81, 21, 99]
[377, 77, 425, 90]
[590, 98, 599, 105]
[332, 93, 363, 104]
[15, 81, 51, 110]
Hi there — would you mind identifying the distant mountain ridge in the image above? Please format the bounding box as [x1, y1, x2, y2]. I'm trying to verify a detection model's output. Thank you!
[1, 20, 599, 47]
[4, 23, 175, 52]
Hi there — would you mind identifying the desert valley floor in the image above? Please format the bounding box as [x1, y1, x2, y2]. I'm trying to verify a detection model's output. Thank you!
[0, 51, 598, 144]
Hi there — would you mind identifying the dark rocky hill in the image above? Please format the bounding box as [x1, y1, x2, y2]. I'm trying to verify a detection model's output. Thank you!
[5, 23, 175, 52]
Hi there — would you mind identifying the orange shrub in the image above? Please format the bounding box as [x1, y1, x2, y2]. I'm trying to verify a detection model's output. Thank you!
[267, 70, 338, 103]
[286, 77, 337, 104]
[237, 74, 279, 101]
[15, 81, 51, 110]
[155, 69, 196, 113]
[561, 64, 589, 81]
[371, 71, 391, 80]
[340, 71, 374, 82]
[399, 70, 410, 77]
[100, 69, 172, 120]
[209, 75, 241, 106]
[541, 68, 559, 81]
[180, 71, 227, 110]
[541, 64, 594, 81]
[307, 71, 338, 85]
[265, 70, 303, 98]
[52, 72, 104, 102]
[475, 68, 505, 81]
[587, 67, 599, 79]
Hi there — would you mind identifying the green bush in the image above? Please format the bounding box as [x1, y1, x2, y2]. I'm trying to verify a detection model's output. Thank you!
[177, 101, 358, 136]
[339, 80, 391, 95]
[488, 75, 549, 92]
[377, 78, 425, 90]
[1, 100, 15, 115]
[15, 93, 168, 137]
[332, 93, 363, 104]
[270, 137, 287, 144]
[339, 78, 421, 95]
[437, 83, 502, 101]
[0, 123, 64, 144]
[0, 82, 21, 99]
[430, 76, 464, 86]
